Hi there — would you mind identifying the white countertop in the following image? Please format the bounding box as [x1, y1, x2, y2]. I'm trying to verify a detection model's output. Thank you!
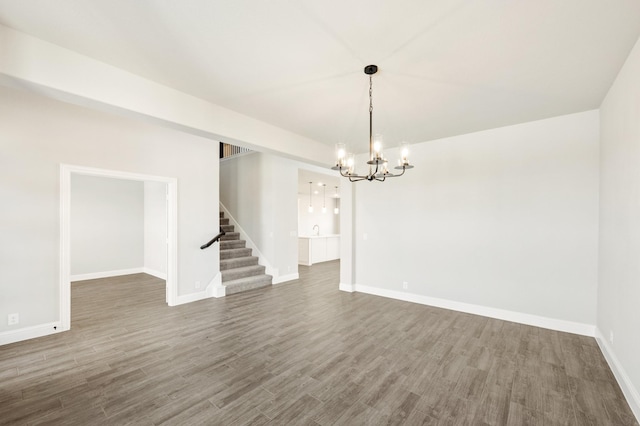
[299, 234, 340, 239]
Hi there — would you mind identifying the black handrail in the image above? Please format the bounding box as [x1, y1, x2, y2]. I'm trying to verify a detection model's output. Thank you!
[200, 226, 226, 250]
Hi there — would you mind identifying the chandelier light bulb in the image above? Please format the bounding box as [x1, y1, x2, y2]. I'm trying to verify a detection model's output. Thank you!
[400, 142, 410, 166]
[335, 143, 346, 167]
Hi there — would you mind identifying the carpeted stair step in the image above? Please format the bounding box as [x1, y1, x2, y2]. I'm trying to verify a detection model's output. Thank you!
[220, 232, 240, 241]
[220, 218, 230, 226]
[224, 274, 273, 295]
[220, 256, 259, 270]
[220, 247, 252, 260]
[219, 212, 224, 218]
[221, 224, 234, 233]
[220, 240, 246, 250]
[221, 264, 266, 282]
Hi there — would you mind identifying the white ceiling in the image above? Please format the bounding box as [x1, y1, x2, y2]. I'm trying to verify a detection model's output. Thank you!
[298, 169, 341, 198]
[1, 1, 639, 154]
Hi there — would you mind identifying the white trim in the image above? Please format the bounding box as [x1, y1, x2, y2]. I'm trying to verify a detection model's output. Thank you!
[219, 150, 255, 162]
[208, 272, 225, 298]
[143, 268, 167, 280]
[70, 267, 145, 282]
[339, 282, 356, 293]
[175, 289, 212, 305]
[273, 273, 299, 285]
[60, 164, 178, 317]
[219, 202, 280, 280]
[59, 166, 71, 331]
[175, 273, 224, 304]
[595, 328, 640, 422]
[350, 284, 595, 336]
[0, 322, 62, 346]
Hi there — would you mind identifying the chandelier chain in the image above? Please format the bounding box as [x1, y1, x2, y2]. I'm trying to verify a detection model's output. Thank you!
[369, 75, 373, 114]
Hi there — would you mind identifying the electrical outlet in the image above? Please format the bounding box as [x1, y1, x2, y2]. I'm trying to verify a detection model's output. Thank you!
[7, 313, 19, 326]
[609, 331, 614, 344]
[402, 281, 408, 290]
[195, 281, 200, 289]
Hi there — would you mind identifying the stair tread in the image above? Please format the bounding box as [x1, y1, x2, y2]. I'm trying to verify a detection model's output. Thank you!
[220, 247, 252, 257]
[221, 264, 265, 282]
[224, 273, 272, 284]
[222, 264, 264, 273]
[223, 274, 273, 289]
[220, 256, 257, 263]
[220, 240, 246, 249]
[220, 256, 259, 270]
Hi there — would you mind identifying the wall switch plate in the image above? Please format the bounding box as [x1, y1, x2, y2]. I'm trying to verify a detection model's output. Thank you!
[7, 313, 19, 325]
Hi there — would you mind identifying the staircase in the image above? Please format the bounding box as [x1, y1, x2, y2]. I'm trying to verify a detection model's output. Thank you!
[219, 212, 272, 295]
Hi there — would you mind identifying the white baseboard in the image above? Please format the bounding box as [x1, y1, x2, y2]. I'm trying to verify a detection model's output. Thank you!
[0, 322, 63, 346]
[175, 288, 210, 305]
[273, 273, 299, 285]
[175, 272, 223, 304]
[70, 267, 144, 282]
[339, 282, 356, 292]
[143, 268, 167, 280]
[208, 272, 225, 298]
[595, 328, 640, 422]
[350, 284, 595, 337]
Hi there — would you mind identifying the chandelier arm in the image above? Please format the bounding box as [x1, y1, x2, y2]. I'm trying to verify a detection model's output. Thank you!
[380, 167, 407, 178]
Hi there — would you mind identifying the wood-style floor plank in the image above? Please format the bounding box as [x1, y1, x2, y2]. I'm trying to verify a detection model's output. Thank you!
[0, 262, 637, 425]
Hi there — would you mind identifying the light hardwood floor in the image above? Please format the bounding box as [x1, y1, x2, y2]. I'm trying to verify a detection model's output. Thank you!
[0, 261, 637, 425]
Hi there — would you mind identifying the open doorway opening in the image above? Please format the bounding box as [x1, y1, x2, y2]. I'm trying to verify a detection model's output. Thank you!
[59, 165, 177, 331]
[296, 169, 341, 268]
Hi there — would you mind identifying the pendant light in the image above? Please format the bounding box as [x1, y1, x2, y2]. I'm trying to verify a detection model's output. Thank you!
[322, 184, 327, 213]
[334, 186, 339, 215]
[308, 181, 313, 213]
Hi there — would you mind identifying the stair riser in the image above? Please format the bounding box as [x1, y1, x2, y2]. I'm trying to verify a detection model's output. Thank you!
[220, 233, 240, 241]
[219, 212, 224, 218]
[220, 218, 230, 226]
[222, 266, 266, 282]
[225, 277, 272, 295]
[221, 224, 234, 232]
[220, 240, 246, 250]
[220, 257, 259, 270]
[220, 248, 252, 259]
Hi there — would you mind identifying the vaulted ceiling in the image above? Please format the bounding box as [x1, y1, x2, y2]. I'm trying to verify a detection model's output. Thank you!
[1, 0, 639, 153]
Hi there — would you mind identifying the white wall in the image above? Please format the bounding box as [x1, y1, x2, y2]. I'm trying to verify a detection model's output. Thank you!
[220, 152, 299, 281]
[70, 175, 144, 277]
[0, 24, 333, 168]
[0, 86, 219, 334]
[598, 36, 640, 417]
[298, 191, 340, 236]
[144, 181, 167, 279]
[353, 110, 600, 327]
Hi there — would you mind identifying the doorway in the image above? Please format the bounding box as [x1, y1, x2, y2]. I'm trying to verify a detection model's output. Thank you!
[59, 164, 178, 331]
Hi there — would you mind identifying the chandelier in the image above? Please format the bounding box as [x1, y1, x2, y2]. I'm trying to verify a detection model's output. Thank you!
[332, 65, 414, 182]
